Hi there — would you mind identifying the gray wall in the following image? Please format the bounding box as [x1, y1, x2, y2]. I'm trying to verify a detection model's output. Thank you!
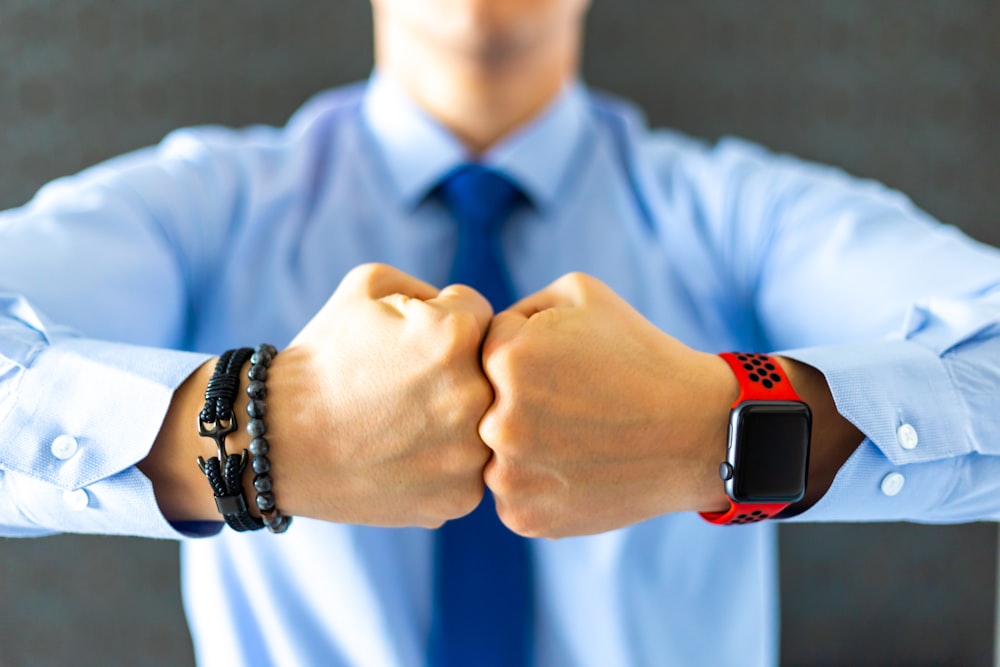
[0, 2, 997, 665]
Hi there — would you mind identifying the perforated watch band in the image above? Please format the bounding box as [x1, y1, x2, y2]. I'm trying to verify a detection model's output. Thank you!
[699, 352, 803, 526]
[721, 352, 800, 402]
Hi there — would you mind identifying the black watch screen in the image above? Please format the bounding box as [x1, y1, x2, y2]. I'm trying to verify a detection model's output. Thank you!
[727, 401, 812, 503]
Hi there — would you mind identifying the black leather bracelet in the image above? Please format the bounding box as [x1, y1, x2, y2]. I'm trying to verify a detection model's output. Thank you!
[246, 343, 291, 533]
[196, 347, 264, 532]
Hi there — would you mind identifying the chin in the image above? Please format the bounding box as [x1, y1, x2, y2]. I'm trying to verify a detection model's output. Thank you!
[381, 0, 583, 63]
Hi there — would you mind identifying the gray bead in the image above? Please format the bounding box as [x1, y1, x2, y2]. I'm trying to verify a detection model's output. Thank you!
[253, 475, 273, 493]
[265, 514, 291, 533]
[247, 399, 266, 418]
[247, 418, 266, 438]
[252, 454, 271, 475]
[249, 437, 269, 457]
[248, 363, 268, 382]
[256, 492, 276, 512]
[247, 380, 267, 399]
[251, 348, 273, 368]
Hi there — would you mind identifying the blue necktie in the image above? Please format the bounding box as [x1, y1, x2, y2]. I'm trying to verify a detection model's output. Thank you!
[428, 164, 534, 667]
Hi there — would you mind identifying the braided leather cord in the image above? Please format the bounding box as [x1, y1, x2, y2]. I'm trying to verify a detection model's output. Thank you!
[196, 347, 264, 532]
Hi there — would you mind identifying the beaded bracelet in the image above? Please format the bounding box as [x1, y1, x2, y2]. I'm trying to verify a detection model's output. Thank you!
[245, 343, 291, 534]
[196, 348, 264, 532]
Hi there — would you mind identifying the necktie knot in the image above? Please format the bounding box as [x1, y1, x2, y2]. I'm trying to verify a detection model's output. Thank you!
[437, 164, 524, 236]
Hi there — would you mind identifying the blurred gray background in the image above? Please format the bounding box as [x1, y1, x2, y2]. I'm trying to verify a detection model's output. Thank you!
[0, 1, 997, 666]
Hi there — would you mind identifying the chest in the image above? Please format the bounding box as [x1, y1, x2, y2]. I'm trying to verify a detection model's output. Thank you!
[191, 136, 745, 356]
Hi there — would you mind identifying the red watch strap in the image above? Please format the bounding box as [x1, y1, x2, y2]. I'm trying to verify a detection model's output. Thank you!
[719, 352, 801, 404]
[700, 352, 803, 526]
[699, 501, 790, 526]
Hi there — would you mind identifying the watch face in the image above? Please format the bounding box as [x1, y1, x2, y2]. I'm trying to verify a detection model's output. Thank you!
[727, 401, 812, 503]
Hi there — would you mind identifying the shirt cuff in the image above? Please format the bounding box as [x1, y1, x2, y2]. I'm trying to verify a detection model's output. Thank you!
[782, 339, 968, 466]
[781, 438, 958, 522]
[780, 340, 970, 522]
[0, 337, 210, 538]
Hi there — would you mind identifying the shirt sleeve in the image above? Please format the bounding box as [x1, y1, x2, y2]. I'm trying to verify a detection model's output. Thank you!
[695, 137, 1000, 523]
[0, 128, 252, 538]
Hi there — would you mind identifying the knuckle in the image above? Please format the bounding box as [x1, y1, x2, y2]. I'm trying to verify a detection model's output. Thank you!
[436, 386, 491, 441]
[444, 310, 483, 349]
[456, 399, 492, 438]
[557, 271, 586, 287]
[488, 462, 560, 537]
[422, 517, 447, 530]
[478, 409, 502, 448]
[481, 333, 506, 367]
[485, 309, 515, 338]
[381, 292, 411, 314]
[556, 271, 598, 297]
[482, 339, 521, 386]
[464, 380, 494, 424]
[420, 489, 471, 527]
[447, 284, 491, 313]
[478, 411, 499, 448]
[496, 501, 547, 539]
[445, 477, 485, 519]
[428, 311, 482, 363]
[478, 403, 519, 451]
[483, 455, 517, 498]
[482, 456, 504, 494]
[346, 262, 388, 284]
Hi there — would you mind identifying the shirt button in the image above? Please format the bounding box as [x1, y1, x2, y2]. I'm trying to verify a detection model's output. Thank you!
[50, 434, 79, 460]
[880, 472, 905, 497]
[896, 423, 919, 450]
[63, 488, 90, 511]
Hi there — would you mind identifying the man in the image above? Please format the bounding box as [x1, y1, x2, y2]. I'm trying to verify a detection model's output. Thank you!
[2, 1, 998, 665]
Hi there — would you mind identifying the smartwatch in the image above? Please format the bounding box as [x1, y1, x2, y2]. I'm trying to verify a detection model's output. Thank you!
[699, 352, 811, 526]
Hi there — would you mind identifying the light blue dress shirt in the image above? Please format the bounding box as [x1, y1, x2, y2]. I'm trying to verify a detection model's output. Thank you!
[2, 73, 1000, 666]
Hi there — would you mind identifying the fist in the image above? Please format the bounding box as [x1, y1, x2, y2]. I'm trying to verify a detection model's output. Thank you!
[480, 273, 732, 538]
[269, 263, 495, 528]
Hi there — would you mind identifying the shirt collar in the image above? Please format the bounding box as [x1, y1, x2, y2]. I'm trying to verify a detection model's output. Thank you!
[361, 71, 589, 212]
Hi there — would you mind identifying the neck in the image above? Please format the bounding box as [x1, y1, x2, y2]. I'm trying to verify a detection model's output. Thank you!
[373, 11, 581, 154]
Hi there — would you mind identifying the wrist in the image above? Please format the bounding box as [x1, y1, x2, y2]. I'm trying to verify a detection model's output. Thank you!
[181, 345, 293, 532]
[246, 345, 309, 519]
[700, 352, 814, 525]
[773, 356, 864, 515]
[692, 352, 739, 514]
[234, 344, 292, 532]
[141, 358, 225, 522]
